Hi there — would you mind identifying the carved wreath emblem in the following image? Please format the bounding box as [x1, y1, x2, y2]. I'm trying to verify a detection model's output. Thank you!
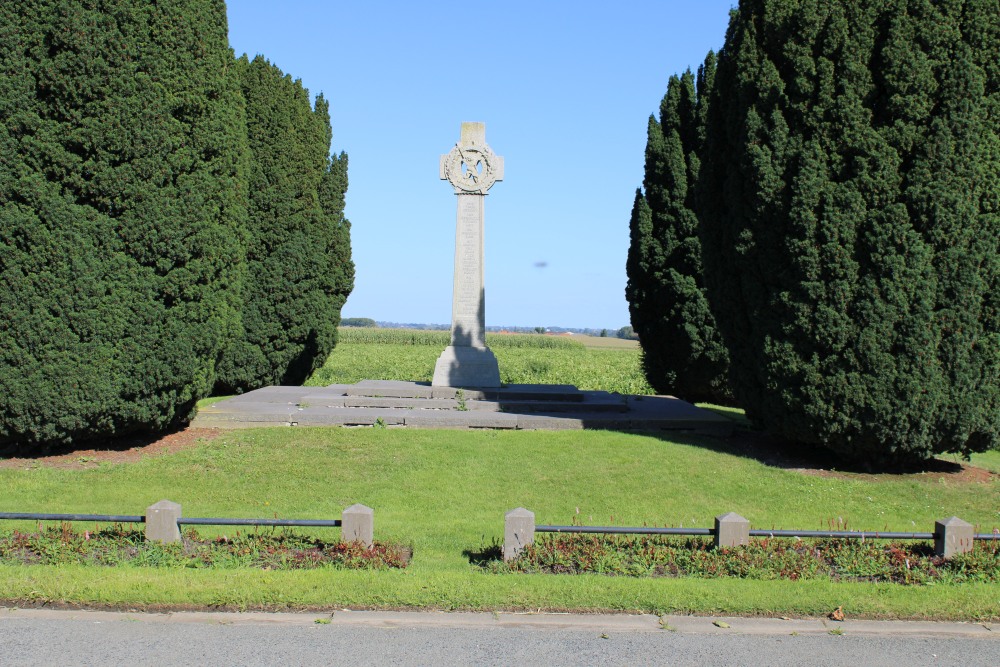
[442, 143, 500, 194]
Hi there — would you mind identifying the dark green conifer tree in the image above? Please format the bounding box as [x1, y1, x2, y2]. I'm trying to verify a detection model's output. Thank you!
[315, 94, 355, 341]
[699, 0, 999, 464]
[0, 0, 247, 448]
[214, 56, 353, 393]
[626, 53, 730, 403]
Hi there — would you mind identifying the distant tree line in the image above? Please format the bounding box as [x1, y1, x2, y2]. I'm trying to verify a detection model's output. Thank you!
[627, 0, 998, 467]
[0, 0, 353, 450]
[342, 318, 378, 328]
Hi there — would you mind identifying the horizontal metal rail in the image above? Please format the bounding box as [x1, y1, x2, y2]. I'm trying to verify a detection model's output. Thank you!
[0, 512, 144, 523]
[537, 525, 712, 536]
[178, 518, 341, 528]
[749, 529, 934, 540]
[537, 523, 1000, 542]
[0, 513, 341, 529]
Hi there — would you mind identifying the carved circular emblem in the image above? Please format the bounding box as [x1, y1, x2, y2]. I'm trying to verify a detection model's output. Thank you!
[443, 143, 499, 194]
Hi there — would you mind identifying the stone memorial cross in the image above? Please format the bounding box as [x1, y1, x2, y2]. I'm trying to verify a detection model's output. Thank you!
[432, 122, 503, 387]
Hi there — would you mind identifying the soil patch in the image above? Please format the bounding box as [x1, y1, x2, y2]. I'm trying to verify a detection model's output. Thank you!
[0, 427, 222, 470]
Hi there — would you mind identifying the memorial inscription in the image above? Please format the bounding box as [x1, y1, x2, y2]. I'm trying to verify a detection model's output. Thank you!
[432, 122, 503, 387]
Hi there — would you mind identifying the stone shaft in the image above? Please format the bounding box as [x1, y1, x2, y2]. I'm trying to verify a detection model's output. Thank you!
[450, 194, 486, 347]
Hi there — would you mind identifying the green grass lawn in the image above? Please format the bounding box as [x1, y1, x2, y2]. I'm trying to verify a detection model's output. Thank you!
[1, 427, 997, 618]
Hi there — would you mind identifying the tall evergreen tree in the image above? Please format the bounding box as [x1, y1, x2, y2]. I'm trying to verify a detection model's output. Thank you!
[0, 0, 247, 448]
[315, 94, 355, 344]
[214, 56, 353, 393]
[699, 0, 999, 464]
[626, 53, 731, 403]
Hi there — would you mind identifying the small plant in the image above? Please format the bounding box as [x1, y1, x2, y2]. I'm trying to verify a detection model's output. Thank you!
[0, 524, 410, 571]
[486, 533, 1000, 585]
[373, 417, 386, 429]
[828, 628, 844, 636]
[314, 618, 332, 625]
[455, 389, 468, 411]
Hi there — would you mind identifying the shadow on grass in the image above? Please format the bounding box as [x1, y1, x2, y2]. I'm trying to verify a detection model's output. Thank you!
[0, 422, 197, 461]
[463, 538, 503, 566]
[650, 425, 978, 478]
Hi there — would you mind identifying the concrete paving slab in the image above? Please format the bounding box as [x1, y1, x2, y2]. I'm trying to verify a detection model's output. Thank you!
[347, 380, 436, 399]
[501, 401, 627, 413]
[222, 387, 314, 404]
[3, 608, 995, 639]
[342, 397, 458, 410]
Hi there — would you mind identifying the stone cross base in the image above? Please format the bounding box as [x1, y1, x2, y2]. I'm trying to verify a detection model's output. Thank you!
[432, 346, 501, 388]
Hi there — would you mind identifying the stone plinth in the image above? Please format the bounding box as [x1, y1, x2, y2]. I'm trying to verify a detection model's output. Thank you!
[342, 503, 374, 547]
[714, 512, 750, 549]
[934, 516, 973, 559]
[145, 500, 182, 543]
[432, 346, 501, 387]
[504, 507, 535, 561]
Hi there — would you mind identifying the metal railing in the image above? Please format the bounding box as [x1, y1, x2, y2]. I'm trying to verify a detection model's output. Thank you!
[0, 512, 340, 529]
[0, 499, 375, 547]
[505, 507, 997, 561]
[535, 523, 999, 541]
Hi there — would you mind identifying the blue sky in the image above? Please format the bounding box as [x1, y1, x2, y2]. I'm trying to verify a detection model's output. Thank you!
[226, 1, 735, 330]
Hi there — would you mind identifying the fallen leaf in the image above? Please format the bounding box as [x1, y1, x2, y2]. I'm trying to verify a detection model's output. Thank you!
[829, 606, 845, 622]
[713, 621, 731, 629]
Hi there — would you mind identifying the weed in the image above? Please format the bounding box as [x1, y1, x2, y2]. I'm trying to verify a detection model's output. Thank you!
[828, 628, 844, 636]
[455, 389, 468, 412]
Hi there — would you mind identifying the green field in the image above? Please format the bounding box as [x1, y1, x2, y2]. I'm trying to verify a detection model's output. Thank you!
[1, 329, 997, 618]
[309, 327, 654, 395]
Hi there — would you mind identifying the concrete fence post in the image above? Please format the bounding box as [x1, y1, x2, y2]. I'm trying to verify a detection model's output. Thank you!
[714, 512, 750, 549]
[145, 500, 182, 543]
[342, 504, 374, 547]
[504, 507, 535, 561]
[934, 516, 973, 559]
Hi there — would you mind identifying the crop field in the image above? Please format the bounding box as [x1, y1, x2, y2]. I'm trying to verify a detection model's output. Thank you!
[308, 327, 654, 395]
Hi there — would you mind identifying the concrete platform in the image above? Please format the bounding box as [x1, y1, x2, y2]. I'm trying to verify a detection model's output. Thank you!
[193, 380, 733, 435]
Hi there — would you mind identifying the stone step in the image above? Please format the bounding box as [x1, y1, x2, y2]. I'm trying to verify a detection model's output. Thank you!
[497, 401, 626, 414]
[498, 384, 585, 403]
[193, 381, 736, 436]
[341, 380, 587, 403]
[301, 395, 625, 414]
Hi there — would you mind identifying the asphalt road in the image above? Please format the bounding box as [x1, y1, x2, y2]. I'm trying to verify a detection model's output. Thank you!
[1, 608, 997, 666]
